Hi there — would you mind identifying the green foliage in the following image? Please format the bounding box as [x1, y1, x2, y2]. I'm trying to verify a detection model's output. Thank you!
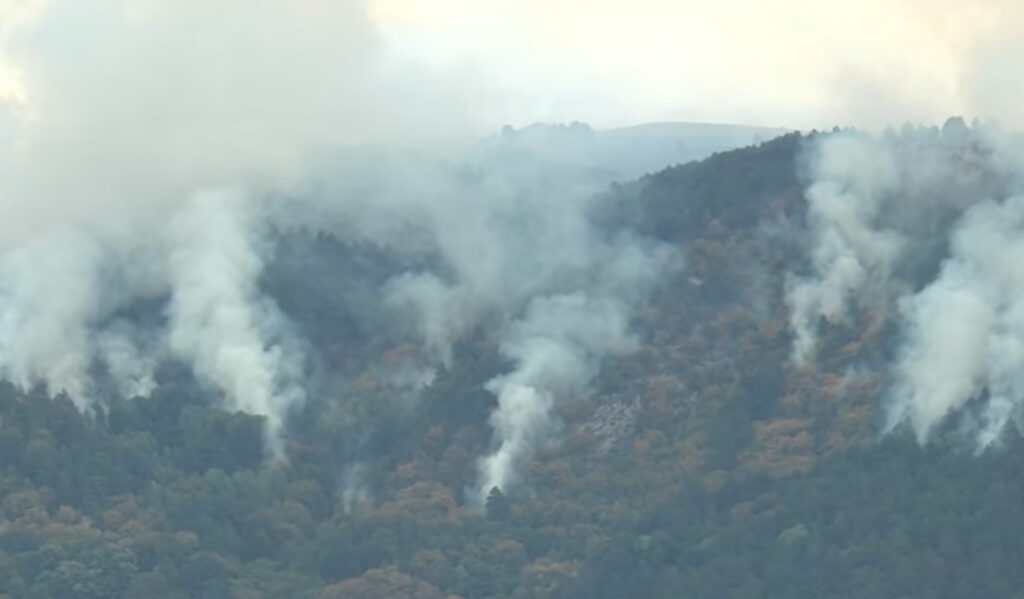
[485, 487, 510, 521]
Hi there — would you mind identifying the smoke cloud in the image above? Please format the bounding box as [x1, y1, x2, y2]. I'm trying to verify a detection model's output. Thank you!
[887, 195, 1024, 449]
[476, 294, 640, 504]
[786, 133, 902, 363]
[0, 0, 677, 486]
[166, 189, 304, 457]
[303, 147, 674, 499]
[0, 0, 489, 452]
[790, 121, 1024, 449]
[0, 230, 104, 405]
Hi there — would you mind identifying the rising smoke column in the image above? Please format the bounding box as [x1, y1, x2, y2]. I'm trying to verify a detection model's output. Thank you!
[475, 294, 639, 504]
[788, 121, 1024, 449]
[473, 239, 669, 502]
[0, 187, 308, 454]
[0, 228, 166, 406]
[166, 190, 304, 457]
[887, 195, 1024, 449]
[785, 121, 1010, 365]
[294, 145, 674, 497]
[0, 0, 484, 455]
[0, 231, 105, 405]
[309, 147, 675, 500]
[786, 132, 902, 363]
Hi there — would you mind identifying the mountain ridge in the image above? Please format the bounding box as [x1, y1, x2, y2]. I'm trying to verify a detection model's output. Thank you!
[2, 125, 1024, 598]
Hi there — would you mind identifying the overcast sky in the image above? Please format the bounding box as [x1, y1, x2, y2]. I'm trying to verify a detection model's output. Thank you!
[1, 0, 1022, 141]
[368, 0, 1024, 130]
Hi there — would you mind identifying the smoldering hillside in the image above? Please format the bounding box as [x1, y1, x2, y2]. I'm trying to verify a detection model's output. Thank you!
[8, 3, 1024, 598]
[7, 2, 1023, 509]
[10, 116, 1024, 500]
[0, 119, 787, 504]
[7, 118, 1024, 597]
[0, 1, 785, 505]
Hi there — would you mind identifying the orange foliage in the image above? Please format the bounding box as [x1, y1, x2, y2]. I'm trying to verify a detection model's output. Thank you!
[676, 438, 704, 473]
[730, 501, 754, 520]
[372, 481, 461, 528]
[321, 567, 444, 599]
[489, 539, 528, 569]
[382, 343, 419, 364]
[759, 318, 786, 338]
[821, 373, 845, 398]
[740, 418, 815, 476]
[539, 460, 574, 487]
[521, 559, 579, 599]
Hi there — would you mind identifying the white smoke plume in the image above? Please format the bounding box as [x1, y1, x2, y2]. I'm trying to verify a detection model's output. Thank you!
[475, 294, 640, 505]
[786, 133, 902, 363]
[790, 121, 1024, 449]
[786, 121, 1014, 364]
[284, 137, 674, 500]
[0, 0, 483, 454]
[0, 231, 104, 405]
[887, 195, 1024, 449]
[0, 0, 675, 475]
[303, 150, 674, 499]
[166, 190, 304, 457]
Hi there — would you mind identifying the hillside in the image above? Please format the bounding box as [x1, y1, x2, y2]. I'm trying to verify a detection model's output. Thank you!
[475, 121, 791, 183]
[2, 124, 1024, 599]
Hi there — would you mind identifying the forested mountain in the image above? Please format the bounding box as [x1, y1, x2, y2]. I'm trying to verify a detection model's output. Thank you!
[3, 123, 1024, 599]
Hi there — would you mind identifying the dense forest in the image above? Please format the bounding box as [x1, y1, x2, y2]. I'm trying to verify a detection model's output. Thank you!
[2, 126, 1024, 599]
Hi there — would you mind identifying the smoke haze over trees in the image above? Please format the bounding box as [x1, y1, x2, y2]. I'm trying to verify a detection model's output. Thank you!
[3, 1, 1024, 598]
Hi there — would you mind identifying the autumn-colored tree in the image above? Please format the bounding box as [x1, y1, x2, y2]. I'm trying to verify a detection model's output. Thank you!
[321, 567, 444, 599]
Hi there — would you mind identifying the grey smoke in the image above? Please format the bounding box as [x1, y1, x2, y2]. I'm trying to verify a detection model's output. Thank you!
[0, 187, 308, 453]
[887, 195, 1024, 449]
[0, 0, 481, 455]
[305, 149, 674, 501]
[787, 122, 1012, 364]
[786, 132, 902, 364]
[166, 189, 304, 457]
[790, 122, 1024, 449]
[0, 1, 704, 480]
[476, 294, 641, 505]
[0, 231, 105, 405]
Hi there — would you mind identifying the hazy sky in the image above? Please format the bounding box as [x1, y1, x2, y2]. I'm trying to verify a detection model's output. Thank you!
[1, 0, 1022, 138]
[367, 0, 1023, 130]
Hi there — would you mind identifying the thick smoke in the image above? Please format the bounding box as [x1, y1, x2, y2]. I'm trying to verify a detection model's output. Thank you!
[787, 121, 1010, 362]
[476, 295, 639, 504]
[789, 121, 1024, 448]
[0, 0, 481, 453]
[786, 133, 901, 363]
[304, 149, 673, 500]
[0, 0, 676, 483]
[0, 231, 104, 405]
[0, 187, 309, 453]
[469, 238, 669, 501]
[887, 195, 1024, 449]
[166, 190, 304, 457]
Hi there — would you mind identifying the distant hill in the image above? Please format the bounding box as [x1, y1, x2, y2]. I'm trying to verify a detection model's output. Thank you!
[474, 121, 791, 182]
